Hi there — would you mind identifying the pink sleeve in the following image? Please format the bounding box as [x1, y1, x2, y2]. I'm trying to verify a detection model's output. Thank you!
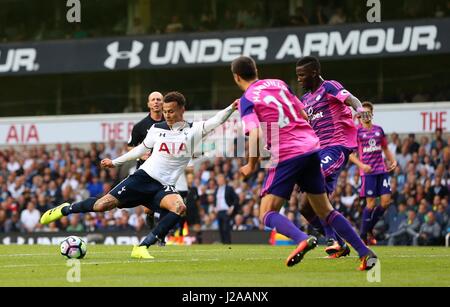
[239, 96, 260, 134]
[334, 89, 351, 103]
[241, 114, 260, 134]
[325, 81, 351, 103]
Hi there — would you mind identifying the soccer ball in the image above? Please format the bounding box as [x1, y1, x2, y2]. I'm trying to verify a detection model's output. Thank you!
[60, 236, 87, 259]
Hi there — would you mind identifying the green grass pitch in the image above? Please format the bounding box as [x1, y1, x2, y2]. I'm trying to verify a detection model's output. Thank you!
[0, 244, 449, 286]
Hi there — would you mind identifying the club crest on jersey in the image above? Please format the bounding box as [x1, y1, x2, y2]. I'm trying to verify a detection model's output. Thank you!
[159, 142, 188, 155]
[363, 138, 382, 153]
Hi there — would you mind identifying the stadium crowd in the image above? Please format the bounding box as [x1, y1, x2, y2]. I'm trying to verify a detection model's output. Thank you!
[1, 0, 449, 43]
[0, 129, 449, 246]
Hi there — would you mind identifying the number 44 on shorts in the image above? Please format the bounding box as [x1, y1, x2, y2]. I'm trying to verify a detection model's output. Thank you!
[383, 178, 390, 188]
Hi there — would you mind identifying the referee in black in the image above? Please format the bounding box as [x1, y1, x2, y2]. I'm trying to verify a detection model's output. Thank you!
[127, 91, 164, 162]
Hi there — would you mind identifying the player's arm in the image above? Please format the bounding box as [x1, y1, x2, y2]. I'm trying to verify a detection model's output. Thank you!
[349, 153, 372, 174]
[344, 95, 371, 121]
[102, 128, 155, 168]
[202, 100, 238, 135]
[382, 143, 397, 172]
[240, 127, 260, 178]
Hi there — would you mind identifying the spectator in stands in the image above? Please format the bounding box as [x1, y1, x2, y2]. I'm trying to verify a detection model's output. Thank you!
[408, 133, 420, 154]
[129, 206, 146, 232]
[427, 174, 449, 200]
[388, 132, 400, 155]
[417, 211, 442, 245]
[127, 17, 146, 35]
[213, 174, 238, 244]
[386, 209, 421, 245]
[4, 211, 23, 233]
[20, 201, 40, 233]
[165, 16, 184, 33]
[397, 142, 412, 171]
[67, 215, 84, 232]
[104, 140, 119, 159]
[87, 176, 104, 198]
[431, 128, 448, 150]
[328, 7, 347, 25]
[36, 194, 50, 214]
[233, 214, 248, 231]
[385, 202, 408, 241]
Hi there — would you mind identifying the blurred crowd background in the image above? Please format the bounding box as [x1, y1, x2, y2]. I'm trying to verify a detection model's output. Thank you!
[1, 129, 449, 246]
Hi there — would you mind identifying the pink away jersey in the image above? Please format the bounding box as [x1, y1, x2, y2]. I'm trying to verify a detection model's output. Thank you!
[300, 80, 357, 149]
[357, 124, 388, 176]
[239, 79, 320, 163]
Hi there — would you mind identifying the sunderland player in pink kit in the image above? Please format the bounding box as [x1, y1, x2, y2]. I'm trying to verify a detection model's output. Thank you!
[296, 56, 371, 258]
[349, 101, 397, 245]
[232, 56, 376, 270]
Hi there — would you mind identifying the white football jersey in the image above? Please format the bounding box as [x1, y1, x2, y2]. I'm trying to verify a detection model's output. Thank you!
[139, 121, 204, 187]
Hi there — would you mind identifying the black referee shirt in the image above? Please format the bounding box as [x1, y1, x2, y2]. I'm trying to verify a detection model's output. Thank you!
[128, 114, 164, 168]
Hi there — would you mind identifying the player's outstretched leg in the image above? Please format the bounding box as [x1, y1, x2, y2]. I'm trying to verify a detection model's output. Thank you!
[40, 197, 97, 225]
[40, 195, 117, 225]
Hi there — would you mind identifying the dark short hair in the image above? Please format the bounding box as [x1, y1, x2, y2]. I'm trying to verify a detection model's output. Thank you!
[362, 101, 374, 112]
[296, 56, 321, 72]
[231, 56, 257, 81]
[163, 91, 186, 108]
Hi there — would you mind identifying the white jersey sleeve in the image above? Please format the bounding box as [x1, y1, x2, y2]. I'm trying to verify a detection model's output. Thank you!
[142, 125, 157, 149]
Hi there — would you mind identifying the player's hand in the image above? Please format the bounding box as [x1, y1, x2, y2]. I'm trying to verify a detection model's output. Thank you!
[231, 99, 239, 111]
[239, 164, 255, 179]
[356, 107, 371, 122]
[387, 160, 397, 172]
[140, 151, 151, 161]
[362, 164, 372, 174]
[101, 159, 115, 168]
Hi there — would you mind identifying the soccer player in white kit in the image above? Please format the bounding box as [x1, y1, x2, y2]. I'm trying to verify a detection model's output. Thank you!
[40, 91, 237, 258]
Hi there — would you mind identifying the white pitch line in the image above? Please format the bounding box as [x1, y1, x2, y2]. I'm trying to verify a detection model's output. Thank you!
[1, 253, 450, 269]
[0, 258, 223, 269]
[0, 248, 281, 257]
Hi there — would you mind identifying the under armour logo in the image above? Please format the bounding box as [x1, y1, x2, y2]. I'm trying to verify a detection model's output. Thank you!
[117, 186, 126, 195]
[104, 41, 144, 69]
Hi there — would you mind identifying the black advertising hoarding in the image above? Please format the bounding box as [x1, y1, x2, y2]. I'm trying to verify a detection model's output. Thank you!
[1, 18, 449, 76]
